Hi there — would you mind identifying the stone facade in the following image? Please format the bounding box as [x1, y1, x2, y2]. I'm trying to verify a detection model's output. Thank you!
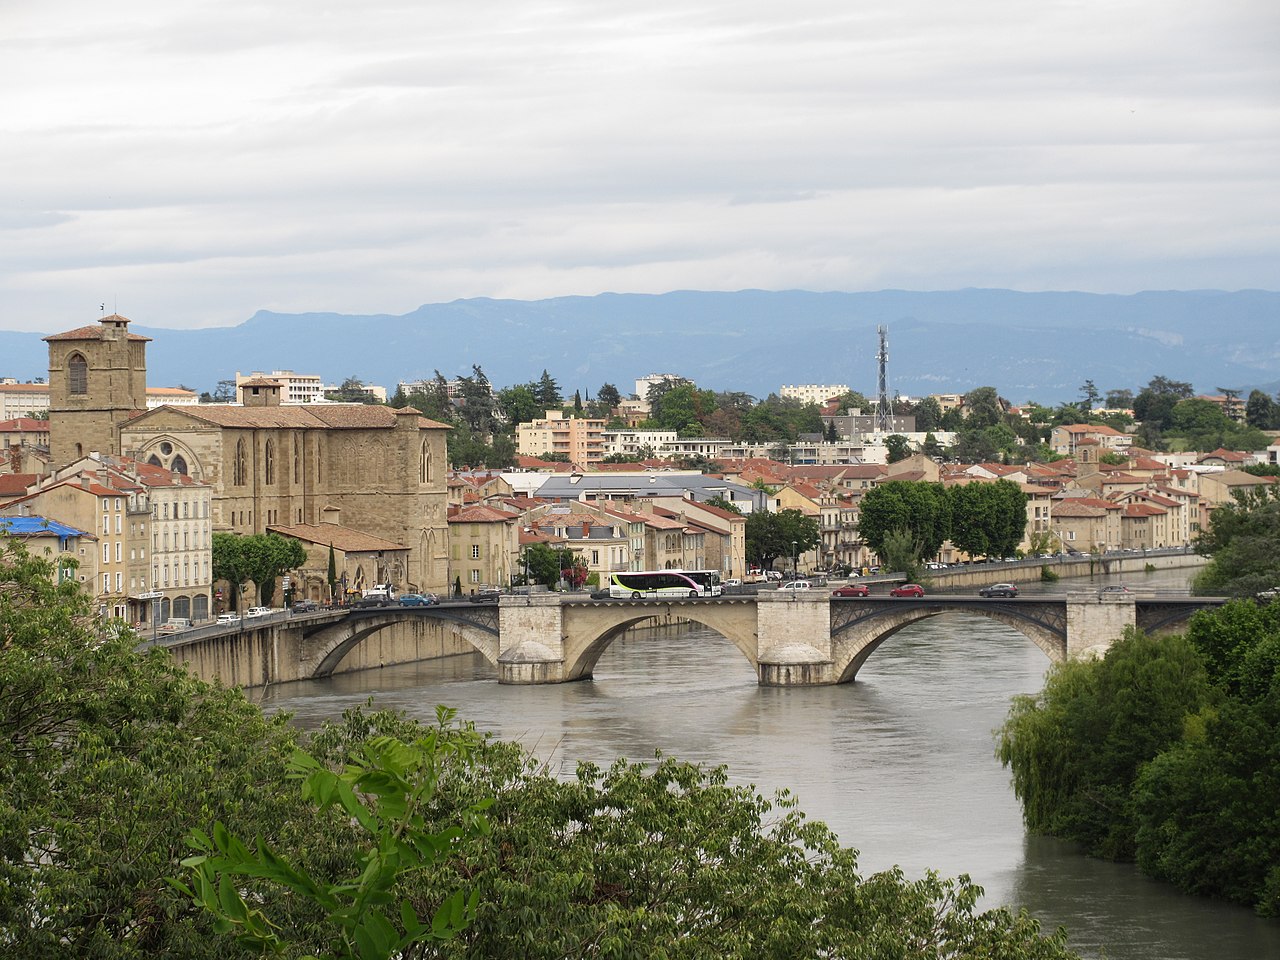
[44, 315, 149, 465]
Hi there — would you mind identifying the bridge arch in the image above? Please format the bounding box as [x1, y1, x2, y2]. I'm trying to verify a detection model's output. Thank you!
[560, 600, 761, 681]
[301, 608, 500, 678]
[829, 601, 1068, 683]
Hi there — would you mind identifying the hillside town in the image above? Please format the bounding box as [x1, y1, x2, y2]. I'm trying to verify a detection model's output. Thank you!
[3, 313, 1278, 627]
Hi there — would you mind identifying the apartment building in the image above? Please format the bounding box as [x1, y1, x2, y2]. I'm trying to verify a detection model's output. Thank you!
[780, 384, 849, 405]
[235, 370, 324, 404]
[516, 410, 606, 466]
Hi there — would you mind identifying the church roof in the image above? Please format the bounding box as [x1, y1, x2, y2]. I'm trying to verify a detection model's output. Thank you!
[138, 403, 450, 431]
[43, 315, 151, 342]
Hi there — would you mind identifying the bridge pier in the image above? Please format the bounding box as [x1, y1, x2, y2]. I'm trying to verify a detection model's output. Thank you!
[497, 594, 571, 683]
[1065, 591, 1136, 658]
[756, 592, 837, 686]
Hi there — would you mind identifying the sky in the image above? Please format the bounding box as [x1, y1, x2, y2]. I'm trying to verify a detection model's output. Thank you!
[4, 1, 1279, 334]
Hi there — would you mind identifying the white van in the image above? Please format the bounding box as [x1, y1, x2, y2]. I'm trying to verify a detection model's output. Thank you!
[158, 617, 193, 633]
[778, 580, 812, 592]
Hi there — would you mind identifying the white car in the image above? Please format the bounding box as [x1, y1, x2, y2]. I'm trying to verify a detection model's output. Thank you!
[215, 612, 240, 625]
[778, 580, 812, 592]
[245, 606, 272, 618]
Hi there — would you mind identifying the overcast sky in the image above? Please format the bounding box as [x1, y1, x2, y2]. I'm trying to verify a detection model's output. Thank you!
[4, 0, 1278, 334]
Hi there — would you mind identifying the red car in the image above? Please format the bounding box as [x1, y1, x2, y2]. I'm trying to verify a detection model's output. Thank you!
[889, 583, 925, 598]
[832, 584, 869, 597]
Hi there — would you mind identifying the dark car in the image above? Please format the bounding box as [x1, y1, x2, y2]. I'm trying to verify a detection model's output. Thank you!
[470, 588, 502, 603]
[398, 593, 438, 606]
[889, 583, 925, 598]
[291, 599, 319, 613]
[979, 583, 1019, 598]
[832, 584, 870, 597]
[1099, 584, 1131, 595]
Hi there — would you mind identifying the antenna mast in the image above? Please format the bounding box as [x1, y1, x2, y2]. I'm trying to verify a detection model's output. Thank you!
[875, 325, 893, 433]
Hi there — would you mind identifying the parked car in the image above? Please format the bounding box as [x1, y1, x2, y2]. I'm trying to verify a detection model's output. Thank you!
[778, 580, 811, 592]
[889, 584, 925, 598]
[1099, 584, 1131, 595]
[245, 606, 272, 618]
[832, 583, 870, 597]
[215, 612, 240, 625]
[158, 617, 193, 633]
[398, 593, 438, 606]
[979, 583, 1019, 598]
[470, 588, 502, 603]
[291, 599, 319, 613]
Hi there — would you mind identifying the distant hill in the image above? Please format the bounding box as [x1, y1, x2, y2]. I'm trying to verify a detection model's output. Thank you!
[3, 289, 1278, 404]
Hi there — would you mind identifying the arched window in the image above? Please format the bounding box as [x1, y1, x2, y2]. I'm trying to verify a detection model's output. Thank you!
[234, 439, 247, 486]
[68, 353, 88, 395]
[264, 439, 275, 485]
[148, 454, 163, 467]
[293, 436, 301, 485]
[421, 440, 433, 484]
[171, 455, 188, 476]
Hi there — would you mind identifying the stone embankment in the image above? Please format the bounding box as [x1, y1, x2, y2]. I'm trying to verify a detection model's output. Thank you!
[919, 549, 1205, 591]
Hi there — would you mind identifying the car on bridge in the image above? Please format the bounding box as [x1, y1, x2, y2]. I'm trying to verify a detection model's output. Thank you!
[889, 584, 925, 598]
[215, 612, 240, 625]
[470, 588, 502, 603]
[978, 583, 1019, 598]
[245, 606, 273, 618]
[398, 593, 438, 606]
[291, 599, 319, 613]
[831, 583, 869, 597]
[778, 580, 811, 593]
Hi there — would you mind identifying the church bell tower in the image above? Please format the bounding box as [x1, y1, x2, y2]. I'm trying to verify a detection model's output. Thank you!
[44, 314, 150, 466]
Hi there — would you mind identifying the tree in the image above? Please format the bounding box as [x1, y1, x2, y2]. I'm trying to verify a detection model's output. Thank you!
[534, 370, 561, 408]
[176, 711, 492, 959]
[1079, 379, 1100, 412]
[497, 383, 543, 425]
[1193, 484, 1280, 597]
[962, 386, 1005, 429]
[745, 509, 820, 570]
[522, 543, 585, 589]
[1132, 375, 1193, 432]
[884, 434, 911, 463]
[1104, 388, 1134, 410]
[947, 480, 1028, 559]
[857, 481, 950, 560]
[212, 532, 308, 608]
[1246, 389, 1277, 429]
[704, 496, 742, 515]
[998, 628, 1212, 860]
[596, 382, 621, 409]
[914, 396, 943, 432]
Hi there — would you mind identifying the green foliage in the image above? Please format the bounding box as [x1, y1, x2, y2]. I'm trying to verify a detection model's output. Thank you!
[704, 495, 743, 515]
[175, 710, 492, 959]
[884, 434, 911, 463]
[997, 629, 1211, 860]
[947, 480, 1027, 559]
[857, 480, 951, 560]
[1193, 484, 1280, 597]
[522, 544, 585, 588]
[0, 534, 313, 958]
[879, 528, 924, 581]
[744, 509, 821, 570]
[212, 532, 307, 607]
[1040, 566, 1059, 583]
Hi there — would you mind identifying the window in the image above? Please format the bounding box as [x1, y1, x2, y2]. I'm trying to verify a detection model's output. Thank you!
[114, 498, 120, 512]
[68, 353, 88, 395]
[471, 544, 481, 559]
[264, 439, 275, 485]
[293, 436, 301, 485]
[102, 573, 110, 593]
[115, 543, 121, 563]
[469, 570, 481, 583]
[102, 542, 109, 563]
[102, 515, 109, 535]
[115, 572, 122, 592]
[421, 440, 433, 484]
[115, 515, 121, 534]
[234, 439, 247, 486]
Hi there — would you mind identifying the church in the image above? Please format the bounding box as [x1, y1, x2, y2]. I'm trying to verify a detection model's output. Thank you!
[44, 314, 452, 595]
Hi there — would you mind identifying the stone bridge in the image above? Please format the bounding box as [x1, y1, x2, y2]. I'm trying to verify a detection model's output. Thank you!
[152, 592, 1226, 688]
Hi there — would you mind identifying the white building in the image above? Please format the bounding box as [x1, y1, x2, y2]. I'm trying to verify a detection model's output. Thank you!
[780, 384, 849, 405]
[235, 370, 324, 404]
[634, 373, 687, 401]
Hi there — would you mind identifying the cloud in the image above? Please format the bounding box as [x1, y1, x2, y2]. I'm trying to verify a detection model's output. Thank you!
[1, 0, 1277, 332]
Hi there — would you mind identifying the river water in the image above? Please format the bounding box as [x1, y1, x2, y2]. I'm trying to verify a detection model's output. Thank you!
[261, 569, 1280, 960]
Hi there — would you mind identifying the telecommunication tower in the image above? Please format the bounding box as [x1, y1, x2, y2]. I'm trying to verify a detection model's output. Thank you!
[874, 325, 893, 433]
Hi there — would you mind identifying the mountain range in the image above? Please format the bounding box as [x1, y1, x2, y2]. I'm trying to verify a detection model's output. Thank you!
[4, 289, 1278, 405]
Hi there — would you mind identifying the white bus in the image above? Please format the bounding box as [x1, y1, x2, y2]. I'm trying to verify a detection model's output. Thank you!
[606, 569, 722, 599]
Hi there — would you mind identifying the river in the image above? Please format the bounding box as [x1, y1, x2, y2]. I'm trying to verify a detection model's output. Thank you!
[261, 568, 1280, 960]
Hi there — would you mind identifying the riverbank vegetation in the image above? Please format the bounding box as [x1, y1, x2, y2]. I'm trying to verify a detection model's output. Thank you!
[1, 534, 1081, 958]
[998, 606, 1280, 916]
